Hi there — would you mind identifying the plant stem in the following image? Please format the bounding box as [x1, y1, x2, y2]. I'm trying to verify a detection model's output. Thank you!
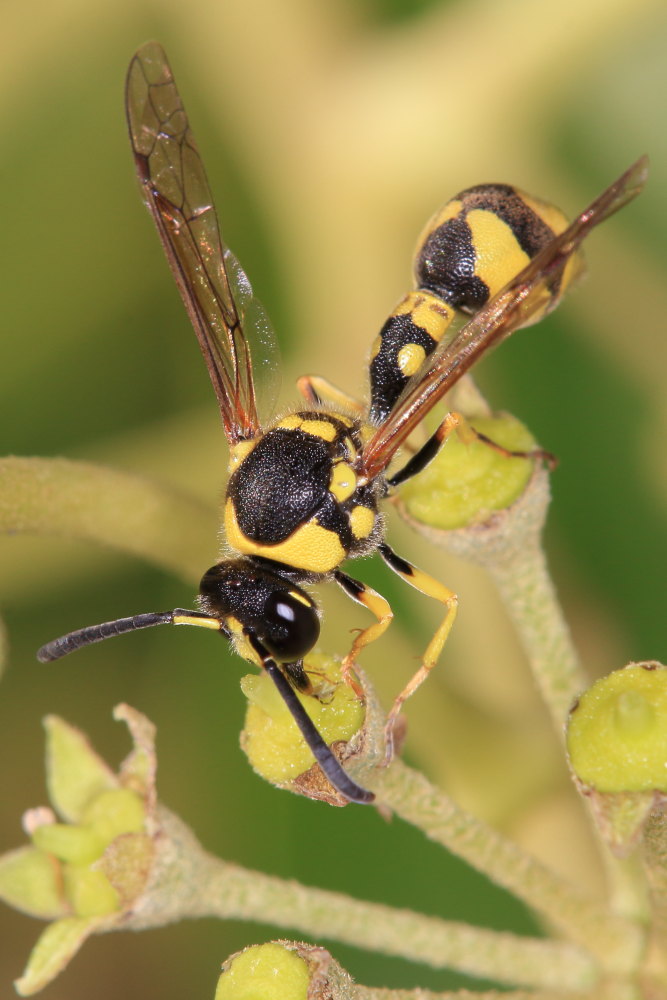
[128, 809, 596, 991]
[0, 456, 217, 582]
[370, 760, 642, 973]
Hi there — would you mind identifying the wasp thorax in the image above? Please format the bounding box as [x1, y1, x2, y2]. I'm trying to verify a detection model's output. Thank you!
[413, 183, 575, 315]
[199, 561, 320, 663]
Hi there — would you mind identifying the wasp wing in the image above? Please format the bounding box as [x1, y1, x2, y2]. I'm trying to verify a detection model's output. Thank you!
[360, 155, 648, 481]
[126, 41, 270, 443]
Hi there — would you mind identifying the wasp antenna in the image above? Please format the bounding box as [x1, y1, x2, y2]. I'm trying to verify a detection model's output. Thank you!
[37, 611, 181, 662]
[264, 660, 375, 805]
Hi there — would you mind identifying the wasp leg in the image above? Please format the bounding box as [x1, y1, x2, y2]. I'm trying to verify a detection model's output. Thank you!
[333, 569, 393, 702]
[388, 410, 553, 488]
[297, 374, 365, 415]
[377, 542, 458, 763]
[245, 633, 375, 805]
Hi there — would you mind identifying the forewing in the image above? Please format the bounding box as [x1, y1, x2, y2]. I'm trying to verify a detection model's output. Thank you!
[125, 41, 269, 442]
[361, 155, 648, 480]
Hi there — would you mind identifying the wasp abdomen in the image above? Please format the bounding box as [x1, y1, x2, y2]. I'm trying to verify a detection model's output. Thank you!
[369, 291, 453, 424]
[414, 182, 575, 313]
[369, 182, 583, 424]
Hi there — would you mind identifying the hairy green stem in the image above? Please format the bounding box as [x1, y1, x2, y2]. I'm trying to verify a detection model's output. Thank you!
[0, 456, 217, 582]
[131, 810, 596, 990]
[640, 808, 667, 987]
[420, 466, 586, 738]
[369, 760, 642, 972]
[485, 533, 584, 737]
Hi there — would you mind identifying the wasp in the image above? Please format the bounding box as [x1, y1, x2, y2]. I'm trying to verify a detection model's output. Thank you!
[37, 41, 647, 805]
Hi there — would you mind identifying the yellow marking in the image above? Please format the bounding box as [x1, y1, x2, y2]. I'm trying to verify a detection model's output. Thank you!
[518, 193, 585, 304]
[343, 437, 358, 463]
[370, 334, 382, 360]
[226, 616, 263, 668]
[358, 422, 375, 446]
[225, 500, 345, 573]
[228, 438, 257, 471]
[414, 197, 462, 252]
[329, 461, 357, 503]
[520, 191, 568, 236]
[289, 589, 314, 608]
[336, 414, 355, 427]
[518, 191, 585, 304]
[300, 418, 337, 441]
[392, 292, 452, 343]
[396, 342, 426, 377]
[173, 614, 220, 630]
[276, 414, 303, 431]
[226, 615, 244, 637]
[410, 295, 452, 342]
[393, 293, 415, 316]
[467, 208, 530, 299]
[349, 504, 376, 539]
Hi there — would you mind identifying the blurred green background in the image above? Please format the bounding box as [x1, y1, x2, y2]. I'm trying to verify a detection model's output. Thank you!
[1, 0, 665, 996]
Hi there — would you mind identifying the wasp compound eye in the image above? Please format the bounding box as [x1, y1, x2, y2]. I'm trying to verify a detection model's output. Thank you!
[261, 590, 320, 663]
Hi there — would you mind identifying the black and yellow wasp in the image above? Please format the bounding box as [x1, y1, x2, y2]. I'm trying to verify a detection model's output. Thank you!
[38, 41, 647, 805]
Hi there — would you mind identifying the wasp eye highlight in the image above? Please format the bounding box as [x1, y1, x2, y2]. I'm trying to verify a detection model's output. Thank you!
[261, 591, 320, 663]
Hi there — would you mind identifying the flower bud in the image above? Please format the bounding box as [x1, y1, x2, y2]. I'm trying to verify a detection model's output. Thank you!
[567, 662, 667, 857]
[240, 654, 377, 805]
[215, 942, 310, 1000]
[397, 412, 537, 531]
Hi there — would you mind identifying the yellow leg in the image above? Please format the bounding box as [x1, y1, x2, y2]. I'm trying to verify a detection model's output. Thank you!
[333, 569, 393, 699]
[378, 542, 458, 762]
[297, 374, 365, 416]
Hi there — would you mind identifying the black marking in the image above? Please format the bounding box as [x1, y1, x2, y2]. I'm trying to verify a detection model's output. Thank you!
[230, 429, 332, 543]
[454, 184, 555, 260]
[333, 569, 366, 601]
[378, 543, 414, 578]
[370, 313, 439, 424]
[387, 430, 442, 487]
[415, 215, 489, 311]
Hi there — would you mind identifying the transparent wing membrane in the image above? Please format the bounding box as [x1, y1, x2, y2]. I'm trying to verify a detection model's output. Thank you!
[125, 41, 274, 442]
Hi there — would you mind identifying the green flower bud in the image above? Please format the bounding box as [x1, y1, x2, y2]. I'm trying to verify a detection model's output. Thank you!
[31, 824, 103, 865]
[398, 413, 536, 530]
[0, 847, 65, 920]
[3, 708, 161, 994]
[80, 788, 146, 848]
[43, 716, 116, 822]
[15, 916, 107, 997]
[240, 654, 365, 787]
[62, 863, 119, 917]
[567, 663, 667, 792]
[215, 943, 310, 1000]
